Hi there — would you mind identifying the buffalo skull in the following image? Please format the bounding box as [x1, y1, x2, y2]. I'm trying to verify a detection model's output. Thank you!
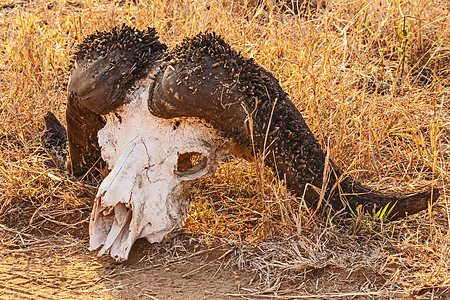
[42, 25, 438, 262]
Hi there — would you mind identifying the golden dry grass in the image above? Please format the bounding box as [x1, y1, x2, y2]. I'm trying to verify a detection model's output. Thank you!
[0, 0, 449, 297]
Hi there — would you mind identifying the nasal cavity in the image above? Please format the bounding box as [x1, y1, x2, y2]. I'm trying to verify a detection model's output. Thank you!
[176, 152, 208, 177]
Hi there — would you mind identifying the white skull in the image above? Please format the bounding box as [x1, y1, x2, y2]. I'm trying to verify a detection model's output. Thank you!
[89, 78, 233, 261]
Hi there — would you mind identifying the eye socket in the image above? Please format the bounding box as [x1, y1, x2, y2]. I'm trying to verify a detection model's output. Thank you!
[176, 152, 208, 178]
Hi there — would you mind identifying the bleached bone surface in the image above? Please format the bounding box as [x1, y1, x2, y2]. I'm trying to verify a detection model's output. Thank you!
[89, 78, 232, 261]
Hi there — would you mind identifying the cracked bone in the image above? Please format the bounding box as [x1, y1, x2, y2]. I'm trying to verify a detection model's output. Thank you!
[89, 79, 232, 261]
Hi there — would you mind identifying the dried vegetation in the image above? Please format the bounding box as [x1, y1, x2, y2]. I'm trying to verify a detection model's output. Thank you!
[0, 0, 449, 298]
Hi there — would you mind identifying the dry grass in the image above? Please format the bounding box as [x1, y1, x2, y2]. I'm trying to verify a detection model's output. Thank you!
[0, 0, 449, 297]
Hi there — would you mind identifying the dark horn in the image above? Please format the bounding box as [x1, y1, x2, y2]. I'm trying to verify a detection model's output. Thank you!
[150, 32, 439, 219]
[65, 25, 167, 177]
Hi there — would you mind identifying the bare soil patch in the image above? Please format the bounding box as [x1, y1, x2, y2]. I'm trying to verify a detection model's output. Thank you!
[3, 221, 450, 299]
[0, 227, 254, 300]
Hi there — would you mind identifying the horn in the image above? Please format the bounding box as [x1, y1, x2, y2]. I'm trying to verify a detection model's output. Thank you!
[149, 32, 439, 219]
[66, 25, 167, 177]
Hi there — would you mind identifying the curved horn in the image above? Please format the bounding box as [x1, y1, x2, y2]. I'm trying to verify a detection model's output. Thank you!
[150, 32, 439, 219]
[66, 25, 167, 177]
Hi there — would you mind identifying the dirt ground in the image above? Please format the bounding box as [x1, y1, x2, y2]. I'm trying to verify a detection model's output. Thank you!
[0, 226, 256, 300]
[3, 223, 444, 300]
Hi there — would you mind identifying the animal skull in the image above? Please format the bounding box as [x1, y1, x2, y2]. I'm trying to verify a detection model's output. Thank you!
[43, 26, 436, 262]
[89, 78, 233, 261]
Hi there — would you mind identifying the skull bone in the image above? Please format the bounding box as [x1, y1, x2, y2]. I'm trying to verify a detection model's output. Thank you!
[89, 78, 232, 261]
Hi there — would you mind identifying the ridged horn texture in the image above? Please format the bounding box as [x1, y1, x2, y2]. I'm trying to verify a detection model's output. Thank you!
[67, 25, 167, 177]
[150, 32, 439, 219]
